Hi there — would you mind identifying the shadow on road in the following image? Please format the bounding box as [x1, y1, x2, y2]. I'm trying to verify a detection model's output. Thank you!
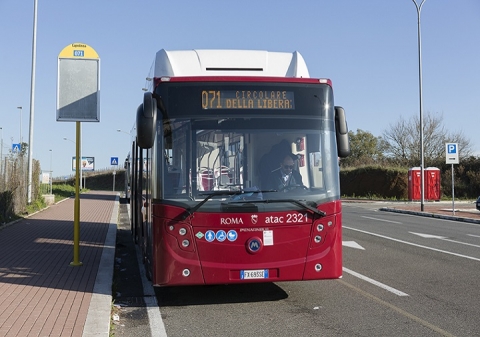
[155, 282, 288, 306]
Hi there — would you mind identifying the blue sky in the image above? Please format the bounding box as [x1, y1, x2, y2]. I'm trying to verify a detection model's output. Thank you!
[0, 0, 479, 178]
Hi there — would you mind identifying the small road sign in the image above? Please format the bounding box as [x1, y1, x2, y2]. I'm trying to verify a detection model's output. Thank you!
[111, 157, 119, 165]
[12, 144, 21, 153]
[445, 143, 459, 164]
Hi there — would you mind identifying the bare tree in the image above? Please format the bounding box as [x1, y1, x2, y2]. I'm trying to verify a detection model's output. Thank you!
[381, 112, 472, 167]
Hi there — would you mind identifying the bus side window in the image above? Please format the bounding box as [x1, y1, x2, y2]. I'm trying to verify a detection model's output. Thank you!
[164, 166, 181, 195]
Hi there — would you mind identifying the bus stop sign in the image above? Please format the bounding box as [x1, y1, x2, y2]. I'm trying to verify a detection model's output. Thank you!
[57, 43, 100, 122]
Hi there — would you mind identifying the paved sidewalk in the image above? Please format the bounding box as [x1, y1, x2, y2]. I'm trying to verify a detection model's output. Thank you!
[0, 191, 118, 337]
[378, 200, 480, 224]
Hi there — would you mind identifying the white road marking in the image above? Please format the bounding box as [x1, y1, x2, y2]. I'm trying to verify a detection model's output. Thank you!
[343, 241, 365, 250]
[343, 267, 409, 296]
[136, 246, 168, 337]
[344, 226, 480, 262]
[128, 204, 168, 337]
[361, 216, 403, 224]
[410, 232, 480, 248]
[409, 232, 446, 239]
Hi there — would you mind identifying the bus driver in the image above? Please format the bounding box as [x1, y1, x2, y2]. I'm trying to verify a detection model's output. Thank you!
[267, 154, 303, 191]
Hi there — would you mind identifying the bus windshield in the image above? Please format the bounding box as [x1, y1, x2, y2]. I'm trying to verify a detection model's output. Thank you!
[154, 80, 341, 211]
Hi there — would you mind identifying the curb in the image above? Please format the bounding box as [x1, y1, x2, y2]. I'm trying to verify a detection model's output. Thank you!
[380, 207, 480, 224]
[82, 194, 119, 337]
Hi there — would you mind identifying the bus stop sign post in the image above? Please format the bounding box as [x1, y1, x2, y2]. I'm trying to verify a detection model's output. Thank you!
[57, 43, 100, 267]
[446, 143, 459, 215]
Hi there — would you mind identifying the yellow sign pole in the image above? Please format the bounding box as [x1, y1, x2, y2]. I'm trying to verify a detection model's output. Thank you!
[70, 121, 83, 266]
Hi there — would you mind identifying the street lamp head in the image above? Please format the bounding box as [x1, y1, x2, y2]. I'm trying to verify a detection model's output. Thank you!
[117, 129, 131, 136]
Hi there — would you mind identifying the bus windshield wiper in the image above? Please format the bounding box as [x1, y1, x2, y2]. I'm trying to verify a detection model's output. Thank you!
[226, 198, 326, 217]
[182, 190, 267, 219]
[183, 191, 325, 218]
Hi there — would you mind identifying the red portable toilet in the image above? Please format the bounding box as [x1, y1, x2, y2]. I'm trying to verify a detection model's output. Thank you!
[425, 167, 441, 201]
[408, 167, 421, 201]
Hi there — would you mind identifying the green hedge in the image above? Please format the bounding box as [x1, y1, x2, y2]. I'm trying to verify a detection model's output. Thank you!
[340, 166, 408, 200]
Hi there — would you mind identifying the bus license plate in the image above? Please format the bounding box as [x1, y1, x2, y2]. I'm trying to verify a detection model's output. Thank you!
[240, 269, 269, 280]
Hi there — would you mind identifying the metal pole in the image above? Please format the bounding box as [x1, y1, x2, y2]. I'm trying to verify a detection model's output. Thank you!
[0, 127, 3, 179]
[71, 121, 82, 267]
[80, 123, 83, 190]
[17, 107, 24, 201]
[412, 0, 427, 212]
[27, 0, 38, 204]
[49, 149, 53, 194]
[64, 137, 76, 181]
[17, 107, 22, 145]
[451, 164, 455, 215]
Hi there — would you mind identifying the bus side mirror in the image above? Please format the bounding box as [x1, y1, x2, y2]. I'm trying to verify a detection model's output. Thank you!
[335, 106, 350, 158]
[136, 92, 157, 149]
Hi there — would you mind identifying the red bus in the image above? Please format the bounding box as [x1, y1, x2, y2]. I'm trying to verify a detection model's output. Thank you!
[129, 49, 350, 286]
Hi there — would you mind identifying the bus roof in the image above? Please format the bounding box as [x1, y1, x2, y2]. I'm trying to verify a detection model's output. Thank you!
[153, 49, 310, 78]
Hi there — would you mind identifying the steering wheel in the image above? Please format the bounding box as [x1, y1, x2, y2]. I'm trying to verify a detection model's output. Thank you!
[278, 184, 308, 192]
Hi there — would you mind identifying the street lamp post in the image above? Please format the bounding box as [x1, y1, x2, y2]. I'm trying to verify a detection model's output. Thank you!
[117, 128, 132, 150]
[117, 129, 132, 166]
[26, 0, 38, 204]
[16, 106, 25, 204]
[64, 137, 82, 189]
[49, 149, 53, 194]
[0, 127, 3, 178]
[17, 107, 22, 145]
[412, 0, 427, 212]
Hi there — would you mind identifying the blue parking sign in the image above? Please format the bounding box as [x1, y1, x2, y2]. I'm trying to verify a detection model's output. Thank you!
[447, 144, 456, 154]
[445, 143, 459, 164]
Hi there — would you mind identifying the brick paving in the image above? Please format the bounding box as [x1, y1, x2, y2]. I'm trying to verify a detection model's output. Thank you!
[0, 191, 118, 337]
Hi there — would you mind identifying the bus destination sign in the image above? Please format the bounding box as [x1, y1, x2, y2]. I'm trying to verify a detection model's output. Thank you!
[201, 90, 295, 110]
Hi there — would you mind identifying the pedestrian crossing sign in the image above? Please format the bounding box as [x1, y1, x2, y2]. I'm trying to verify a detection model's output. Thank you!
[111, 157, 118, 166]
[12, 144, 21, 153]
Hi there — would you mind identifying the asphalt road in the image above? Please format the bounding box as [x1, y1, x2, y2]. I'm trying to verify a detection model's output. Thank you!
[112, 200, 480, 337]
